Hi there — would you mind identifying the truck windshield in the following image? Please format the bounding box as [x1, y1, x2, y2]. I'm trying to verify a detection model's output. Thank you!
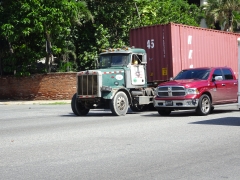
[174, 69, 210, 80]
[99, 54, 129, 68]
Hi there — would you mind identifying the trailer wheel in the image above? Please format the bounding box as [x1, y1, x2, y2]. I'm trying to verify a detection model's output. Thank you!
[110, 91, 129, 116]
[158, 109, 171, 116]
[71, 93, 90, 116]
[196, 94, 211, 116]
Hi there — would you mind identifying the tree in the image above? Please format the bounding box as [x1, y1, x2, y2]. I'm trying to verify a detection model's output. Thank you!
[73, 0, 202, 71]
[132, 0, 202, 27]
[201, 0, 240, 32]
[0, 0, 202, 75]
[0, 0, 93, 75]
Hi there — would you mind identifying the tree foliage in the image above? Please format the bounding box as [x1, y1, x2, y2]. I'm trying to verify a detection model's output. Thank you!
[0, 0, 92, 75]
[0, 0, 202, 75]
[132, 0, 202, 26]
[201, 0, 240, 32]
[75, 0, 202, 71]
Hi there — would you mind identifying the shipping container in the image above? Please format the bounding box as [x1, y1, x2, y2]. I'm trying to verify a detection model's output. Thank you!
[130, 23, 239, 82]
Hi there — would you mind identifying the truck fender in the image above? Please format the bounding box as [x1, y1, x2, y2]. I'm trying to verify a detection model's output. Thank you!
[111, 88, 132, 105]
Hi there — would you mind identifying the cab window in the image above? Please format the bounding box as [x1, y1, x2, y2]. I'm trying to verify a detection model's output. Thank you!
[222, 68, 233, 80]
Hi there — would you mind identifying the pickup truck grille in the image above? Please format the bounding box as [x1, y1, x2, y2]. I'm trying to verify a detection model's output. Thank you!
[78, 75, 98, 96]
[157, 86, 185, 97]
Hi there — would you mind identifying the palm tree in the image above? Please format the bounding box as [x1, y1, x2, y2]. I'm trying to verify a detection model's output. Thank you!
[201, 0, 240, 32]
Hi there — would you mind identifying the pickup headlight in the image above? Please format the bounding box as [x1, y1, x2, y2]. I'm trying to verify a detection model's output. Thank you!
[186, 88, 199, 95]
[154, 87, 158, 96]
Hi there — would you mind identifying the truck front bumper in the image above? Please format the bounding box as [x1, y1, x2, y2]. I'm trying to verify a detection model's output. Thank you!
[153, 99, 199, 109]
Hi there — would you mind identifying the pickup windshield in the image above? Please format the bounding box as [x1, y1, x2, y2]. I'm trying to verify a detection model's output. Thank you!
[99, 54, 129, 68]
[174, 68, 210, 80]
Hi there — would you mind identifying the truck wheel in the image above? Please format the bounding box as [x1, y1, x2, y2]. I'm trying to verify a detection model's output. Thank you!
[71, 93, 90, 116]
[110, 91, 129, 116]
[196, 94, 211, 116]
[158, 109, 171, 116]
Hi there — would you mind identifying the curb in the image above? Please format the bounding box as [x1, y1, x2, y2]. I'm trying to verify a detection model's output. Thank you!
[0, 100, 71, 105]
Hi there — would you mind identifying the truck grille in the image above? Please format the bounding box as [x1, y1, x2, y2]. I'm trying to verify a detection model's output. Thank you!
[78, 75, 98, 96]
[157, 86, 185, 97]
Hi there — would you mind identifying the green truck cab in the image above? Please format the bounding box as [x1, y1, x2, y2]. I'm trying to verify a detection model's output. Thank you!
[71, 47, 155, 116]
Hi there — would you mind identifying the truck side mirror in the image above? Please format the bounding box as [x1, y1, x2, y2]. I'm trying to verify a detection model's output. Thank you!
[213, 76, 223, 81]
[93, 58, 99, 69]
[141, 54, 147, 64]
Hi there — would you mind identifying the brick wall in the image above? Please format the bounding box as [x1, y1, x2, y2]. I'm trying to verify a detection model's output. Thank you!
[0, 73, 77, 100]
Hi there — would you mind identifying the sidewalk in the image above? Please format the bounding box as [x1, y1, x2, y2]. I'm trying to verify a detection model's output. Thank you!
[0, 100, 71, 105]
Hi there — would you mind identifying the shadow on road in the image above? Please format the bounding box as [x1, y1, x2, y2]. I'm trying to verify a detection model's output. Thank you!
[143, 109, 239, 117]
[190, 117, 240, 126]
[61, 109, 140, 117]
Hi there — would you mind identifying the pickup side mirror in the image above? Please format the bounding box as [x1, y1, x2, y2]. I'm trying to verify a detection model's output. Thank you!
[93, 58, 99, 69]
[213, 75, 223, 81]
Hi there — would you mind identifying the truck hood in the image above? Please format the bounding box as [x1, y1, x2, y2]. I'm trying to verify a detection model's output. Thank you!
[98, 68, 125, 73]
[78, 68, 125, 74]
[159, 79, 208, 88]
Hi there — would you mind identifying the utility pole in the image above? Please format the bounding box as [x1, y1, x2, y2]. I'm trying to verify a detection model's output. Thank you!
[237, 38, 240, 110]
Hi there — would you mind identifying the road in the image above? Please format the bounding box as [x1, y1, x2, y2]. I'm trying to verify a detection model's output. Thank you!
[0, 104, 240, 180]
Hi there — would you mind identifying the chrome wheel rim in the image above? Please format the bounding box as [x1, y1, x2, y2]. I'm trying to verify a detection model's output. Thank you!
[201, 97, 210, 113]
[117, 96, 126, 111]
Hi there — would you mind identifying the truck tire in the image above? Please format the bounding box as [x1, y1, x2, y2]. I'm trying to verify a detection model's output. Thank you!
[196, 94, 211, 116]
[71, 93, 90, 116]
[158, 109, 171, 116]
[110, 91, 129, 116]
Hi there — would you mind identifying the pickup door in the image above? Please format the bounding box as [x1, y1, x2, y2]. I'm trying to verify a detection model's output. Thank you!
[212, 68, 227, 103]
[222, 68, 238, 102]
[212, 68, 238, 104]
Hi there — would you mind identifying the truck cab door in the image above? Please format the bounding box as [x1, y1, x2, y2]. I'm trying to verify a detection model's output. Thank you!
[130, 65, 146, 85]
[130, 54, 146, 85]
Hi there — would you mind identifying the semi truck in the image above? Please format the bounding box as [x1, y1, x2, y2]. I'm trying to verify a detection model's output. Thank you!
[71, 47, 155, 116]
[71, 23, 239, 116]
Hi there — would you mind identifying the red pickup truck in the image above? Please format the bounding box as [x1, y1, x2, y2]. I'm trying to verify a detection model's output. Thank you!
[153, 67, 238, 116]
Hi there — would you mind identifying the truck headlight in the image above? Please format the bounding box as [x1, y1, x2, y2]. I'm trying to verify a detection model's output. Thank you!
[101, 86, 112, 92]
[186, 88, 199, 95]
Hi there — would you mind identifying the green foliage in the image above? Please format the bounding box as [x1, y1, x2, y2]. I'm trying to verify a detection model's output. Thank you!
[0, 0, 202, 75]
[75, 0, 202, 71]
[133, 0, 202, 26]
[58, 61, 78, 72]
[201, 0, 240, 32]
[0, 0, 92, 76]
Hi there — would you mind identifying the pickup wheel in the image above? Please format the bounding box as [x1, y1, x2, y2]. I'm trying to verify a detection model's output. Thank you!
[71, 93, 90, 116]
[110, 91, 129, 116]
[158, 109, 171, 116]
[196, 94, 211, 116]
[210, 106, 214, 113]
